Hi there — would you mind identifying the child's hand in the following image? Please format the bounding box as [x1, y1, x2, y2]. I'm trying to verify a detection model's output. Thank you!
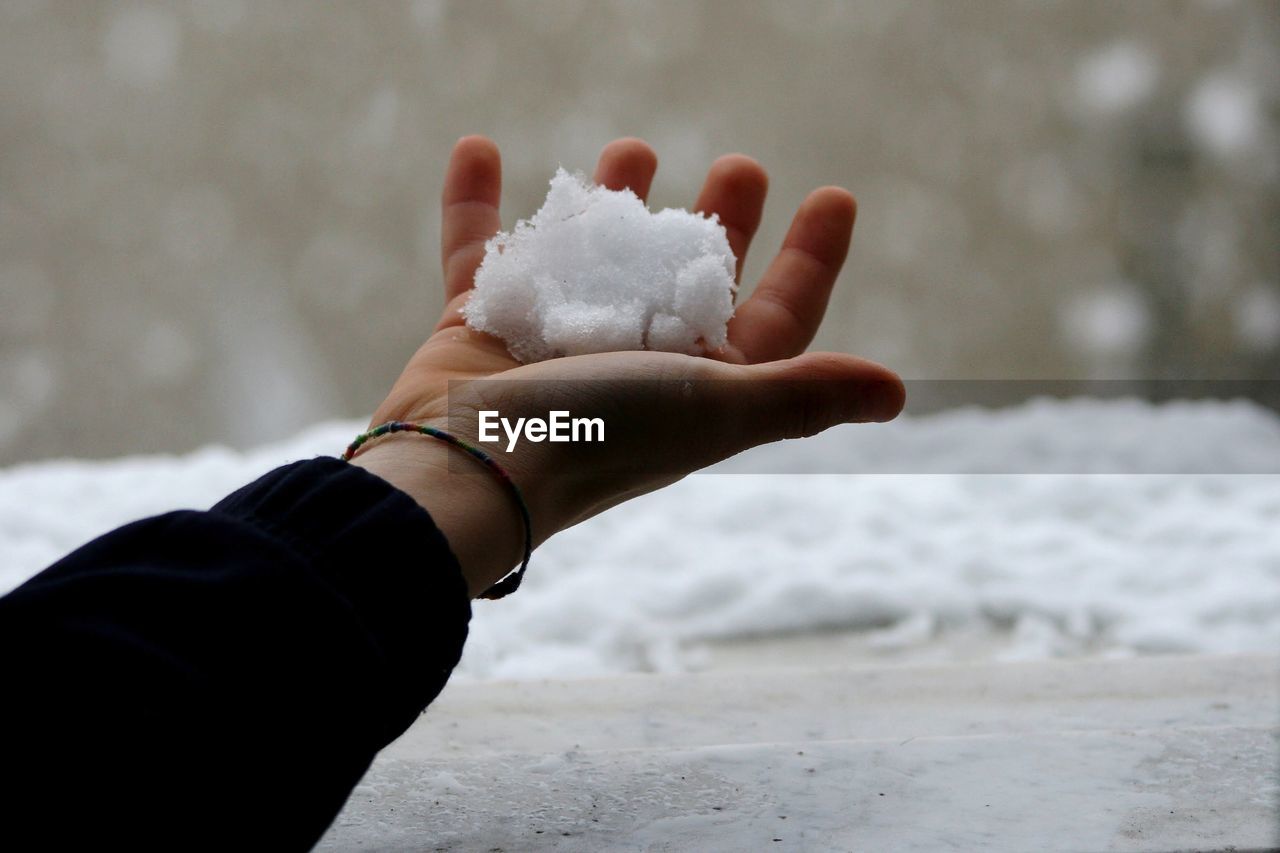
[352, 136, 904, 596]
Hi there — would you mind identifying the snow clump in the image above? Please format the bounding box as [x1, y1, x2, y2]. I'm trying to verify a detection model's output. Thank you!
[462, 168, 737, 363]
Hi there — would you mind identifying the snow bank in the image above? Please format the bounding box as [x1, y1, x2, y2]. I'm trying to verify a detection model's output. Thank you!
[2, 399, 1278, 680]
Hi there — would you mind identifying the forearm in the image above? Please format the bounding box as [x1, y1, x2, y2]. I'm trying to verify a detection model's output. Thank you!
[0, 457, 471, 849]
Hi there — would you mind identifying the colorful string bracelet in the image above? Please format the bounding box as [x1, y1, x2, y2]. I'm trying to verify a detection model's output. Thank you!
[341, 420, 532, 600]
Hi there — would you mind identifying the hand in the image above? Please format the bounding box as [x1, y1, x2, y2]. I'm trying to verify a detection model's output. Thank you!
[352, 136, 904, 597]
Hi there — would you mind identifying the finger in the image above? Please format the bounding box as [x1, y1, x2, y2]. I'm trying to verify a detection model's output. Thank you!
[693, 154, 768, 283]
[727, 186, 856, 363]
[434, 290, 471, 331]
[593, 137, 658, 202]
[441, 135, 502, 302]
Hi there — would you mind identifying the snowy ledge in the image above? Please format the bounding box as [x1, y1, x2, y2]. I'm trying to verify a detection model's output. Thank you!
[3, 398, 1280, 677]
[319, 654, 1279, 852]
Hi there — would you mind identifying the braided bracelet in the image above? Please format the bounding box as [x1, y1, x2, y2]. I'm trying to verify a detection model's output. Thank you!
[341, 420, 532, 600]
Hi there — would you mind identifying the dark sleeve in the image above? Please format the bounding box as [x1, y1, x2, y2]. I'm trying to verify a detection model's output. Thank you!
[0, 456, 471, 851]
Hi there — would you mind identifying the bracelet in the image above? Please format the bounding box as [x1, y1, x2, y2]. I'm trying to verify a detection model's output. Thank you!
[341, 420, 532, 600]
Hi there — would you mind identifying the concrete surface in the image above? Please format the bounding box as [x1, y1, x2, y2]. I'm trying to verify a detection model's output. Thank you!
[317, 655, 1279, 851]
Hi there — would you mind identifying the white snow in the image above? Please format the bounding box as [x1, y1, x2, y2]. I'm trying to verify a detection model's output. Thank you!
[1060, 284, 1152, 357]
[462, 168, 737, 362]
[1185, 72, 1262, 158]
[1233, 284, 1280, 351]
[2, 399, 1278, 680]
[1074, 42, 1159, 116]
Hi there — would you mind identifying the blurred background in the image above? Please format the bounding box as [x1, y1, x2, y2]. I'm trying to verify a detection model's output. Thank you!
[1, 0, 1277, 465]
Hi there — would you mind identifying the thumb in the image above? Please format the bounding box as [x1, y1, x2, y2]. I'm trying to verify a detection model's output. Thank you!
[699, 351, 906, 462]
[564, 351, 902, 478]
[459, 350, 904, 536]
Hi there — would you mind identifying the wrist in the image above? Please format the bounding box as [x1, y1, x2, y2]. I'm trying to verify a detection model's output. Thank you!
[348, 434, 526, 598]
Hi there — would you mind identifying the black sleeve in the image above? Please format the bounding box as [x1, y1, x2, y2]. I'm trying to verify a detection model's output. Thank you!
[0, 456, 472, 851]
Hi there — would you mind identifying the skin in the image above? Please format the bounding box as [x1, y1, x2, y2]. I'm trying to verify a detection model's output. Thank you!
[351, 136, 905, 598]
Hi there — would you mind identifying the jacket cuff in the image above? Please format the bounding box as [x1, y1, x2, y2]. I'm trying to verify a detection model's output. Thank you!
[210, 455, 472, 739]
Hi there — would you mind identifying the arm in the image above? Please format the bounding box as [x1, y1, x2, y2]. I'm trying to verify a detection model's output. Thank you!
[0, 457, 470, 850]
[0, 136, 903, 849]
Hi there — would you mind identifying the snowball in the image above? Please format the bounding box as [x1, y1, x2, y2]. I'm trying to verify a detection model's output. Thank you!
[462, 168, 737, 363]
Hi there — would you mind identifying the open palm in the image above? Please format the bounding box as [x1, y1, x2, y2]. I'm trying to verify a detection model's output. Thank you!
[353, 136, 902, 595]
[371, 135, 866, 429]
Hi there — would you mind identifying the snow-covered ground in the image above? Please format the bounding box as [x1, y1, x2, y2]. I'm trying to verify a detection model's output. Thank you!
[2, 397, 1278, 681]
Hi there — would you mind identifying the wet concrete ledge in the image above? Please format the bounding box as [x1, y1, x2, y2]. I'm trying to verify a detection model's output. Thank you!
[319, 655, 1279, 851]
